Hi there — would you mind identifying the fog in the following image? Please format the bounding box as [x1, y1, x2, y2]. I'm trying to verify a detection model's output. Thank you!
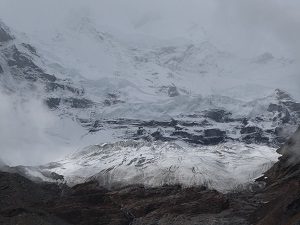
[0, 92, 74, 166]
[0, 0, 299, 166]
[0, 0, 299, 57]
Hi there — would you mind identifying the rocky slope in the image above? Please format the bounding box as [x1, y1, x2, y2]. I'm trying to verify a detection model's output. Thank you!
[253, 127, 300, 225]
[0, 127, 299, 225]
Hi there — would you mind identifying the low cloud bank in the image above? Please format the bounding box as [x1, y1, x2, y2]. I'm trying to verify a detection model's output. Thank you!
[0, 91, 72, 166]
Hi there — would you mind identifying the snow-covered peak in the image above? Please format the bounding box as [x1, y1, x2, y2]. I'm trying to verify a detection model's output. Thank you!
[23, 140, 279, 192]
[0, 19, 299, 169]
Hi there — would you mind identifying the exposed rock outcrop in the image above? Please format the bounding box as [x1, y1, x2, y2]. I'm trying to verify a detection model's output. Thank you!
[253, 127, 300, 225]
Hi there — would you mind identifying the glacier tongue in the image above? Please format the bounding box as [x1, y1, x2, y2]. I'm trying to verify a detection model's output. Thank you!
[33, 141, 279, 192]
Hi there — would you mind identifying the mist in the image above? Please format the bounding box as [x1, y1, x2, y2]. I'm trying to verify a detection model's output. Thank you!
[0, 92, 74, 166]
[0, 0, 299, 56]
[0, 0, 299, 166]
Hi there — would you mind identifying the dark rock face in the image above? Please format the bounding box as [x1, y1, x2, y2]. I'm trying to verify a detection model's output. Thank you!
[275, 89, 292, 101]
[0, 173, 253, 225]
[171, 129, 226, 145]
[242, 134, 269, 145]
[65, 98, 94, 109]
[21, 43, 38, 56]
[45, 82, 84, 95]
[0, 25, 13, 43]
[240, 126, 269, 144]
[202, 129, 227, 145]
[283, 101, 300, 113]
[167, 85, 179, 97]
[267, 103, 283, 113]
[46, 182, 130, 225]
[241, 126, 263, 134]
[252, 128, 300, 225]
[204, 128, 226, 138]
[5, 45, 43, 73]
[104, 93, 125, 106]
[204, 109, 232, 123]
[151, 129, 175, 142]
[0, 172, 65, 225]
[45, 98, 61, 109]
[45, 98, 94, 110]
[0, 23, 94, 119]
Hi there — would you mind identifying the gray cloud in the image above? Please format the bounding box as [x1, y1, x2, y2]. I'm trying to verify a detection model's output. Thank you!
[0, 0, 299, 57]
[0, 92, 73, 166]
[213, 0, 300, 59]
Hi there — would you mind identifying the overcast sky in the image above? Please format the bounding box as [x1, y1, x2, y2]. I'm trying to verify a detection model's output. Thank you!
[0, 0, 300, 57]
[0, 0, 298, 96]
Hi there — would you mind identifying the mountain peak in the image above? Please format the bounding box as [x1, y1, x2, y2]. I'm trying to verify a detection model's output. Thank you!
[275, 88, 294, 101]
[0, 20, 13, 43]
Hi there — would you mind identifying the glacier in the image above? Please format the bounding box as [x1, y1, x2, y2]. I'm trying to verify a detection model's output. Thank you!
[0, 15, 299, 191]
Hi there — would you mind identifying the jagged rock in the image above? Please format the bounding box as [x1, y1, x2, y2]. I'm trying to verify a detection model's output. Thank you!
[240, 126, 269, 144]
[283, 101, 300, 113]
[5, 45, 43, 72]
[253, 127, 300, 225]
[137, 127, 147, 136]
[45, 82, 84, 95]
[242, 118, 248, 126]
[202, 137, 225, 145]
[0, 25, 13, 43]
[40, 74, 57, 82]
[49, 172, 64, 181]
[21, 43, 38, 56]
[242, 133, 269, 145]
[267, 103, 291, 123]
[178, 121, 200, 127]
[44, 95, 95, 110]
[275, 89, 293, 101]
[141, 120, 178, 128]
[241, 126, 263, 135]
[171, 131, 203, 144]
[174, 125, 183, 131]
[104, 93, 125, 106]
[45, 98, 61, 109]
[171, 131, 194, 139]
[0, 64, 3, 73]
[151, 128, 173, 141]
[64, 98, 93, 109]
[201, 129, 227, 145]
[267, 103, 284, 113]
[204, 129, 226, 138]
[204, 109, 232, 123]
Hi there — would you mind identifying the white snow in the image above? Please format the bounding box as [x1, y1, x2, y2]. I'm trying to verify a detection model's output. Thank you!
[30, 141, 280, 193]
